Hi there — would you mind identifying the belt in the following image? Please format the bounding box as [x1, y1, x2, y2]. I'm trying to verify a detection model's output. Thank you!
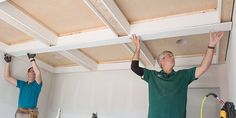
[16, 108, 38, 114]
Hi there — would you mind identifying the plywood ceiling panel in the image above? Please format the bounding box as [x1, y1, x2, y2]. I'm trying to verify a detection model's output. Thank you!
[144, 33, 227, 59]
[10, 0, 106, 36]
[36, 52, 78, 67]
[115, 0, 217, 23]
[0, 19, 32, 45]
[80, 44, 132, 63]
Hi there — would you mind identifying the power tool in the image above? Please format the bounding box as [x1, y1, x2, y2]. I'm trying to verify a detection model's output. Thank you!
[200, 93, 236, 118]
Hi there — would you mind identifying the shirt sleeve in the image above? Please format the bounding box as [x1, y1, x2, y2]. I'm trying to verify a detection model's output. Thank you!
[143, 68, 155, 83]
[16, 80, 25, 88]
[131, 60, 144, 76]
[182, 67, 197, 85]
[34, 81, 43, 89]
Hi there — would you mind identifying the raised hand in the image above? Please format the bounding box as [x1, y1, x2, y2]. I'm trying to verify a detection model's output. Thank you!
[209, 32, 224, 47]
[4, 53, 12, 63]
[131, 34, 141, 50]
[27, 53, 36, 59]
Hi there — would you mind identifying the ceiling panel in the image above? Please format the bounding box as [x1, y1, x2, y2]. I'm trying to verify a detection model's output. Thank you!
[80, 44, 132, 63]
[115, 0, 217, 23]
[0, 19, 32, 45]
[36, 52, 78, 67]
[1, 0, 231, 68]
[10, 0, 106, 36]
[144, 32, 229, 59]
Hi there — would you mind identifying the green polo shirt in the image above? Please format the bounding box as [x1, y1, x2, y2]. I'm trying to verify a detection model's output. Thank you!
[143, 67, 197, 118]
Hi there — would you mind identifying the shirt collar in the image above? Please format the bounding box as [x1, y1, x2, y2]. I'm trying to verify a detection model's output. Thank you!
[159, 69, 176, 78]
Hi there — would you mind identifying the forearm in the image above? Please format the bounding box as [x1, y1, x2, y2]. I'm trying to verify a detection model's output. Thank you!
[31, 61, 41, 75]
[32, 60, 42, 84]
[196, 48, 214, 78]
[4, 63, 16, 85]
[4, 63, 11, 78]
[200, 48, 214, 70]
[132, 48, 140, 61]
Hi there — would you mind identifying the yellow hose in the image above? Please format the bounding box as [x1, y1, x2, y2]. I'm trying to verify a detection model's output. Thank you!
[200, 96, 207, 118]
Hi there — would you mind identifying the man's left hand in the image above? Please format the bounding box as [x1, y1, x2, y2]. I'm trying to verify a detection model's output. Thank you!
[209, 32, 224, 47]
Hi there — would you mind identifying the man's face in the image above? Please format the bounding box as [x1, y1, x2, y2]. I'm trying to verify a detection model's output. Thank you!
[27, 68, 35, 81]
[159, 52, 175, 69]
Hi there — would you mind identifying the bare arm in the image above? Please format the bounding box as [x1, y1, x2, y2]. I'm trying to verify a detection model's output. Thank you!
[131, 34, 141, 61]
[195, 32, 224, 78]
[28, 53, 42, 84]
[32, 60, 42, 84]
[3, 54, 17, 86]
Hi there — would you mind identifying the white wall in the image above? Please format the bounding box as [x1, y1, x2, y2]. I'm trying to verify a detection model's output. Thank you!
[226, 0, 236, 104]
[46, 64, 227, 118]
[0, 52, 54, 118]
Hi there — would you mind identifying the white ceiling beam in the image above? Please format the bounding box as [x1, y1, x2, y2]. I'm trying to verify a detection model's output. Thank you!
[7, 22, 232, 57]
[54, 66, 89, 74]
[0, 1, 57, 46]
[58, 50, 97, 71]
[122, 43, 134, 55]
[131, 10, 220, 35]
[83, 0, 130, 36]
[140, 41, 155, 67]
[122, 44, 145, 67]
[101, 0, 130, 35]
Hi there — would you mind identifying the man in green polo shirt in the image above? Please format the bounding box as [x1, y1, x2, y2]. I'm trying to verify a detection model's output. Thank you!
[130, 32, 224, 118]
[4, 53, 42, 118]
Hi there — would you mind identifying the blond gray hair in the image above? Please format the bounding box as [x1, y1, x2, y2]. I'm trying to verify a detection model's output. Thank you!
[157, 50, 173, 65]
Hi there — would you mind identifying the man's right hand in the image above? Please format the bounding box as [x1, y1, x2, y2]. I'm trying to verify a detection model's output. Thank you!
[4, 54, 12, 63]
[131, 34, 141, 51]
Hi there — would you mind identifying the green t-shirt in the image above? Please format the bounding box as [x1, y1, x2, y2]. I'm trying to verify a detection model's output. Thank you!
[17, 80, 42, 108]
[143, 67, 197, 118]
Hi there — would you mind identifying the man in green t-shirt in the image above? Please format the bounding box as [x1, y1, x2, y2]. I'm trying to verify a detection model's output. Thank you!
[130, 32, 224, 118]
